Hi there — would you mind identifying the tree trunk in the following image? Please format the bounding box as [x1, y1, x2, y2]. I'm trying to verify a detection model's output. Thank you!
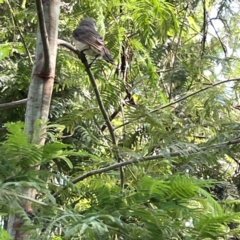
[7, 1, 60, 239]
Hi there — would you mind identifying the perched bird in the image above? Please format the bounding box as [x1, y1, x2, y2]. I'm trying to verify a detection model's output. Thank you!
[72, 18, 115, 65]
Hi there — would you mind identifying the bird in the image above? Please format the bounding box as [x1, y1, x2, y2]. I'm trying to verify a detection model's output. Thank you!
[72, 18, 115, 65]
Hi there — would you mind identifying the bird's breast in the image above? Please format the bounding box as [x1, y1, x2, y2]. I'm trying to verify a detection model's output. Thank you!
[73, 38, 101, 57]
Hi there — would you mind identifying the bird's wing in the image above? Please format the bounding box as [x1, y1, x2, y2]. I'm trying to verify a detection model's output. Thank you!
[73, 26, 115, 63]
[73, 27, 105, 51]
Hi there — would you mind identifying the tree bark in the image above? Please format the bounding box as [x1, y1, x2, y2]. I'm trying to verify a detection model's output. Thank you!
[7, 1, 60, 239]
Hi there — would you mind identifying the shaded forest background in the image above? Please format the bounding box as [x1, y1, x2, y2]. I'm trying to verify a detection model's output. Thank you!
[1, 0, 240, 239]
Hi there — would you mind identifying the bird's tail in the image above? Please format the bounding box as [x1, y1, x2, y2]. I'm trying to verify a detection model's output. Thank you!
[102, 47, 115, 65]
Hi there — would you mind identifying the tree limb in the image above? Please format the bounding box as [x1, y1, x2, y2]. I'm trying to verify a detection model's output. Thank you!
[0, 99, 28, 109]
[57, 39, 78, 53]
[52, 136, 240, 199]
[71, 136, 240, 183]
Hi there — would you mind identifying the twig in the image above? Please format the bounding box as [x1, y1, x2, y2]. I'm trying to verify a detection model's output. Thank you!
[210, 18, 227, 57]
[0, 99, 28, 109]
[57, 130, 75, 139]
[232, 157, 240, 166]
[35, 0, 50, 73]
[5, 0, 33, 64]
[168, 4, 189, 100]
[101, 94, 135, 132]
[150, 78, 237, 113]
[115, 77, 240, 130]
[201, 0, 207, 57]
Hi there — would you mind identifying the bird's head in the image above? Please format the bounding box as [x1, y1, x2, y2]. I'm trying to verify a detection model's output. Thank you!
[79, 18, 96, 28]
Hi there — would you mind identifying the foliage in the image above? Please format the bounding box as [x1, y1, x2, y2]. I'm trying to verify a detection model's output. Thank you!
[0, 228, 12, 240]
[1, 0, 240, 239]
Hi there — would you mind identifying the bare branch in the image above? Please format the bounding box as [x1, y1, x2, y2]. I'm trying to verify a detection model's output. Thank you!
[58, 39, 116, 141]
[36, 0, 50, 73]
[210, 18, 227, 57]
[0, 99, 28, 109]
[80, 50, 125, 188]
[115, 77, 240, 130]
[52, 137, 240, 200]
[70, 136, 240, 184]
[58, 38, 124, 187]
[150, 78, 239, 113]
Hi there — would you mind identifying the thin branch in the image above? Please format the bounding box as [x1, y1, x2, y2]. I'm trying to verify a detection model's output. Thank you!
[6, 193, 63, 211]
[70, 137, 240, 184]
[209, 18, 227, 57]
[101, 94, 135, 132]
[57, 130, 75, 139]
[35, 0, 50, 73]
[232, 157, 240, 166]
[5, 0, 33, 64]
[0, 99, 28, 109]
[150, 78, 238, 113]
[201, 0, 207, 57]
[76, 50, 116, 147]
[15, 24, 34, 65]
[52, 136, 240, 199]
[80, 50, 125, 188]
[21, 0, 26, 8]
[168, 4, 189, 100]
[58, 39, 124, 187]
[115, 77, 240, 130]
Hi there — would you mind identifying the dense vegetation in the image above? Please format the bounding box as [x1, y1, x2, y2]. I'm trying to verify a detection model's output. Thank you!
[1, 0, 240, 239]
